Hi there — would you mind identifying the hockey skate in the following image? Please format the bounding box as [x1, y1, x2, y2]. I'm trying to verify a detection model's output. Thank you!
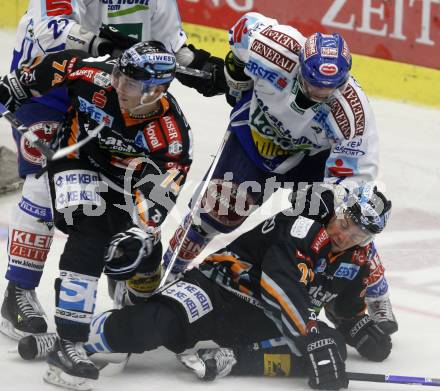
[366, 295, 398, 335]
[18, 332, 57, 360]
[0, 282, 47, 340]
[178, 348, 237, 381]
[19, 332, 130, 376]
[44, 338, 99, 391]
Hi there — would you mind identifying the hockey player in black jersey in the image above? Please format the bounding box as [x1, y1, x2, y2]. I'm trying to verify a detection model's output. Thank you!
[73, 185, 392, 390]
[0, 41, 193, 389]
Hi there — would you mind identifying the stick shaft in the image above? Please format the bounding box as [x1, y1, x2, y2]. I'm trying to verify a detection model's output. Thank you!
[348, 372, 440, 386]
[156, 129, 231, 291]
[176, 64, 212, 79]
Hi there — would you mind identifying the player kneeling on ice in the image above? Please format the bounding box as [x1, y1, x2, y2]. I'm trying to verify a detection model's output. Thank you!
[0, 41, 193, 389]
[66, 185, 391, 390]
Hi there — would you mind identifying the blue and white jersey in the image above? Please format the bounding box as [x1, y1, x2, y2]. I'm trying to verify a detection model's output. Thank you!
[228, 12, 379, 185]
[12, 0, 188, 111]
[12, 0, 82, 111]
[12, 0, 81, 70]
[79, 0, 187, 53]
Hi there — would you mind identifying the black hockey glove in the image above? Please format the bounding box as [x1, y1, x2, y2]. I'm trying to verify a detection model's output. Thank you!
[98, 25, 140, 56]
[0, 73, 30, 111]
[290, 184, 340, 226]
[297, 331, 349, 390]
[337, 314, 392, 362]
[104, 227, 154, 280]
[224, 50, 253, 107]
[175, 44, 226, 97]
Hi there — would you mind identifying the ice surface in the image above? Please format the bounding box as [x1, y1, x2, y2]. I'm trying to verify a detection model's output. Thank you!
[0, 29, 439, 391]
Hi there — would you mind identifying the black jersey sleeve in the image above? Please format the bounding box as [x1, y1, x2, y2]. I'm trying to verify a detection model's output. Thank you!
[260, 239, 318, 343]
[325, 250, 370, 322]
[132, 158, 190, 231]
[11, 50, 92, 98]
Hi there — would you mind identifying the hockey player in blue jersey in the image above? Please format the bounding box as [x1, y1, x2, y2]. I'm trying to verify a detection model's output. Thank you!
[162, 12, 397, 335]
[0, 0, 225, 340]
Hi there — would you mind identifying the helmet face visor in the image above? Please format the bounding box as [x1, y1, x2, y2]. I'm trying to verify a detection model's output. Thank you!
[111, 66, 155, 97]
[328, 213, 374, 252]
[298, 71, 346, 103]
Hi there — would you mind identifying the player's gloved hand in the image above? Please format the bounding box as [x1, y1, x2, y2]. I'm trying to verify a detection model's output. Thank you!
[0, 73, 30, 111]
[176, 44, 226, 97]
[0, 77, 13, 109]
[290, 183, 340, 226]
[104, 227, 154, 280]
[224, 50, 253, 106]
[98, 25, 140, 57]
[337, 314, 392, 362]
[298, 331, 349, 390]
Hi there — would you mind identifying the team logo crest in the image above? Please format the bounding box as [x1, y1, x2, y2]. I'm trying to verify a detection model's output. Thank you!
[21, 121, 59, 164]
[319, 63, 338, 76]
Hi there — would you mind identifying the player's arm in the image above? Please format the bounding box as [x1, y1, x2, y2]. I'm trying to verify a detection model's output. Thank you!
[224, 13, 275, 106]
[0, 50, 90, 110]
[261, 240, 348, 390]
[325, 251, 392, 362]
[325, 82, 380, 186]
[102, 159, 190, 282]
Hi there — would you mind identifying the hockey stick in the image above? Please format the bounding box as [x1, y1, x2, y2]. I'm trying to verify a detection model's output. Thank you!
[156, 129, 231, 291]
[348, 372, 440, 387]
[0, 103, 104, 161]
[176, 64, 212, 80]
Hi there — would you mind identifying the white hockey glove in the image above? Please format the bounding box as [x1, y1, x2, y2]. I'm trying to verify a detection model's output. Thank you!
[104, 227, 154, 280]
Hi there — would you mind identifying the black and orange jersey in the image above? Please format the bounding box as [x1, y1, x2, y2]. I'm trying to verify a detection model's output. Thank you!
[199, 210, 370, 343]
[14, 50, 192, 228]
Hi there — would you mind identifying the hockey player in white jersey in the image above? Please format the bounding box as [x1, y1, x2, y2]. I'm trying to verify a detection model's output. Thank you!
[162, 12, 397, 334]
[1, 0, 225, 340]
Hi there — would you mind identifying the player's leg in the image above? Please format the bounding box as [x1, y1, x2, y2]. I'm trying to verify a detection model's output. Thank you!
[163, 131, 268, 276]
[179, 323, 347, 381]
[1, 102, 63, 339]
[44, 160, 129, 388]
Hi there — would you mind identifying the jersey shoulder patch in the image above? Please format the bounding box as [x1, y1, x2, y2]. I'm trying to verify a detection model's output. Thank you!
[290, 216, 315, 238]
[328, 79, 368, 140]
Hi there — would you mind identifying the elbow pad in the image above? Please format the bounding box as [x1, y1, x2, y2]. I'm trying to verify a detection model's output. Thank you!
[66, 24, 111, 57]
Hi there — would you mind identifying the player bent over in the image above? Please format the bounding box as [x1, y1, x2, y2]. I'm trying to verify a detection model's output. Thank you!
[76, 186, 392, 390]
[162, 12, 397, 335]
[0, 42, 193, 389]
[1, 0, 225, 340]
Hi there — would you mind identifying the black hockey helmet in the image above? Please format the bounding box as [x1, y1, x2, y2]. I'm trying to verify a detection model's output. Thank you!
[114, 41, 176, 91]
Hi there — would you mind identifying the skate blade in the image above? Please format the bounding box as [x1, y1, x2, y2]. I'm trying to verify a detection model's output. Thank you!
[0, 318, 30, 341]
[44, 365, 95, 391]
[92, 353, 131, 376]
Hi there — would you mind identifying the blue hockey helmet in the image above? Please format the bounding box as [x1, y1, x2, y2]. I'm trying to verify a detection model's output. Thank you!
[344, 185, 392, 235]
[299, 32, 352, 89]
[114, 41, 176, 93]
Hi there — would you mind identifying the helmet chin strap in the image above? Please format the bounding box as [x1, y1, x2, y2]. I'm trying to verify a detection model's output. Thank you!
[128, 90, 164, 117]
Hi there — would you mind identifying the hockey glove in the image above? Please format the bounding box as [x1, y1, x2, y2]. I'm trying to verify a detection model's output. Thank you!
[298, 331, 349, 390]
[224, 50, 253, 106]
[337, 314, 392, 362]
[175, 44, 226, 97]
[0, 73, 30, 111]
[104, 227, 154, 280]
[98, 25, 140, 56]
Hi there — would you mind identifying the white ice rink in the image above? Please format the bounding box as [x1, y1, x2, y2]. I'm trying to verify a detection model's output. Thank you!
[0, 29, 439, 391]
